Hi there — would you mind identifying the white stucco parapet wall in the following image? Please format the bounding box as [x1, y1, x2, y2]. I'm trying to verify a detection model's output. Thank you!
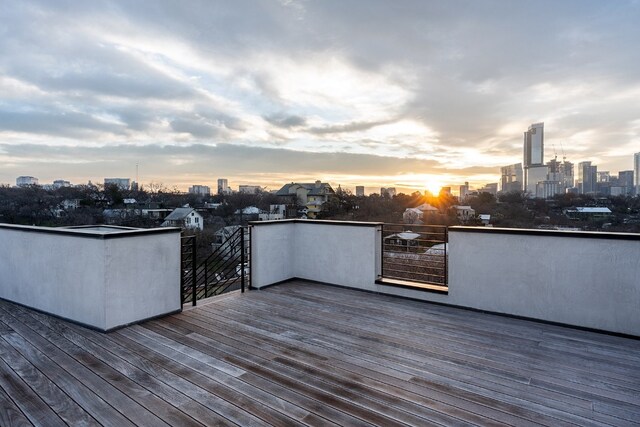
[0, 224, 182, 331]
[250, 220, 382, 290]
[250, 221, 640, 336]
[444, 227, 640, 336]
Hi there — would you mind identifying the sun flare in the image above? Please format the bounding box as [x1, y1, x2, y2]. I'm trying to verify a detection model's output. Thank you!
[425, 180, 444, 195]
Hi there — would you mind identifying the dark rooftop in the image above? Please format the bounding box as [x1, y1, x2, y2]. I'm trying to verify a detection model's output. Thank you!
[1, 280, 639, 426]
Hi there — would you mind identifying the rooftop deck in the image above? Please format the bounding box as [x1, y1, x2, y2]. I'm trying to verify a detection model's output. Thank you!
[1, 280, 639, 426]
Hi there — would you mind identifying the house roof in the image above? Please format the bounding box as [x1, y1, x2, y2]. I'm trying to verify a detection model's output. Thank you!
[235, 206, 261, 215]
[386, 231, 420, 240]
[414, 203, 438, 211]
[276, 182, 334, 196]
[571, 207, 612, 213]
[163, 207, 196, 221]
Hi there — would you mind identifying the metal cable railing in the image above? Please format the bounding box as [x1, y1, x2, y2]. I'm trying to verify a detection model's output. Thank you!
[380, 223, 448, 286]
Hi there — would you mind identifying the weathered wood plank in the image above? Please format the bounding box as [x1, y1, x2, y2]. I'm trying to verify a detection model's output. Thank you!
[116, 326, 333, 426]
[0, 355, 66, 427]
[129, 324, 390, 427]
[0, 332, 98, 426]
[0, 302, 163, 427]
[145, 320, 458, 427]
[201, 288, 639, 426]
[0, 381, 34, 427]
[0, 280, 638, 427]
[177, 307, 635, 427]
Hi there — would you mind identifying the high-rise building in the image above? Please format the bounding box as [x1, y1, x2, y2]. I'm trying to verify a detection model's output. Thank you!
[561, 160, 574, 190]
[618, 170, 634, 196]
[597, 171, 610, 182]
[577, 162, 597, 194]
[16, 176, 38, 187]
[104, 178, 130, 190]
[536, 181, 559, 199]
[217, 178, 229, 195]
[500, 163, 523, 193]
[479, 183, 498, 195]
[523, 122, 545, 194]
[525, 165, 548, 195]
[459, 182, 470, 201]
[355, 186, 365, 197]
[635, 152, 640, 196]
[524, 123, 544, 167]
[188, 185, 211, 196]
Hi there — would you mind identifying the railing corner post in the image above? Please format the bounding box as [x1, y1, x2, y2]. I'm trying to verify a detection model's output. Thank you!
[241, 227, 246, 293]
[191, 235, 197, 306]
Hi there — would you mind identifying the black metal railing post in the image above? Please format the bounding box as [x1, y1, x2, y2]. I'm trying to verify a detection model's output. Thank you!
[380, 223, 385, 279]
[444, 227, 448, 285]
[204, 260, 209, 299]
[191, 235, 197, 306]
[248, 225, 252, 290]
[240, 227, 245, 293]
[180, 236, 185, 306]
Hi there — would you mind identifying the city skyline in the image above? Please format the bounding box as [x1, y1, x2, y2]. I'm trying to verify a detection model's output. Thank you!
[1, 1, 640, 191]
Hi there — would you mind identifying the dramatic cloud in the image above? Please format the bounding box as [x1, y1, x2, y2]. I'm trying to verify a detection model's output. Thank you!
[1, 0, 639, 190]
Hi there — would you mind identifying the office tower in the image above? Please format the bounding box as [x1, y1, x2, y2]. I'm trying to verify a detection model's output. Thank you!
[104, 178, 130, 190]
[479, 183, 498, 195]
[188, 185, 211, 196]
[523, 122, 545, 194]
[635, 152, 640, 196]
[459, 182, 470, 200]
[618, 170, 634, 196]
[561, 160, 574, 189]
[217, 178, 229, 195]
[524, 123, 544, 166]
[355, 186, 365, 197]
[577, 161, 597, 194]
[500, 163, 523, 193]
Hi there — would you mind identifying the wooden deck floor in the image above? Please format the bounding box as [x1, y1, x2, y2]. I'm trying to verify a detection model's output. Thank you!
[1, 280, 639, 426]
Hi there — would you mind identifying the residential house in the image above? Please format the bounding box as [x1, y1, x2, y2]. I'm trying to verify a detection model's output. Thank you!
[235, 206, 261, 222]
[564, 207, 612, 221]
[403, 203, 439, 224]
[161, 207, 204, 230]
[453, 205, 476, 224]
[383, 231, 420, 252]
[259, 204, 286, 221]
[275, 181, 335, 219]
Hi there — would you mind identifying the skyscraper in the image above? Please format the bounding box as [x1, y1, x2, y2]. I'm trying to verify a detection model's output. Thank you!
[355, 186, 365, 197]
[523, 123, 546, 195]
[217, 178, 229, 195]
[577, 161, 597, 194]
[635, 152, 640, 196]
[524, 122, 544, 167]
[500, 163, 523, 193]
[618, 170, 634, 196]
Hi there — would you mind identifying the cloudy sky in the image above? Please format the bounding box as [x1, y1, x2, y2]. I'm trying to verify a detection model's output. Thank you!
[1, 0, 639, 193]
